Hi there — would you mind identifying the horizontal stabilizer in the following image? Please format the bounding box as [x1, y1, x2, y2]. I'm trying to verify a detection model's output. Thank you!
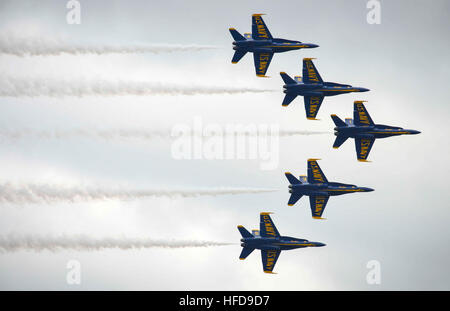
[237, 225, 253, 238]
[280, 72, 296, 85]
[331, 114, 347, 127]
[239, 246, 255, 260]
[231, 50, 247, 64]
[285, 172, 301, 184]
[229, 28, 246, 41]
[281, 94, 297, 107]
[333, 134, 349, 149]
[288, 193, 303, 206]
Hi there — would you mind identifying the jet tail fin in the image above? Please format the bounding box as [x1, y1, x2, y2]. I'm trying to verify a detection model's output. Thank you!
[237, 225, 253, 238]
[229, 28, 246, 41]
[331, 114, 347, 127]
[280, 72, 296, 85]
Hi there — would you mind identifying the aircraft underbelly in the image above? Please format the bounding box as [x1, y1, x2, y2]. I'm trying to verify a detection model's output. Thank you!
[374, 133, 395, 139]
[327, 189, 352, 196]
[259, 245, 280, 251]
[325, 91, 344, 96]
[253, 47, 273, 53]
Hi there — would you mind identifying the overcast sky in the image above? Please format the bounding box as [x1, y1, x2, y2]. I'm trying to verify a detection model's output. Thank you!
[0, 0, 449, 290]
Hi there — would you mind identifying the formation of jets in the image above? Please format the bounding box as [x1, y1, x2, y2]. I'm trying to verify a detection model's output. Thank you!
[229, 14, 420, 273]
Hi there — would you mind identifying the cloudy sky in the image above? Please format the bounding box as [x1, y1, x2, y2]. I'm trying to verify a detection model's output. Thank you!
[0, 0, 449, 290]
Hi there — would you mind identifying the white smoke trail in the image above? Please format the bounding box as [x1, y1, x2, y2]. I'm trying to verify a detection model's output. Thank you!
[278, 130, 330, 136]
[0, 183, 277, 204]
[0, 77, 273, 97]
[0, 129, 171, 140]
[0, 34, 219, 56]
[0, 129, 329, 141]
[0, 234, 232, 252]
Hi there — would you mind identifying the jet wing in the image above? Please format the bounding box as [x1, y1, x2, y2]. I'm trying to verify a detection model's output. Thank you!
[261, 249, 281, 273]
[260, 212, 280, 238]
[307, 159, 328, 184]
[302, 58, 323, 83]
[252, 14, 273, 40]
[309, 195, 329, 219]
[254, 51, 274, 77]
[304, 95, 324, 120]
[354, 101, 374, 126]
[355, 135, 375, 162]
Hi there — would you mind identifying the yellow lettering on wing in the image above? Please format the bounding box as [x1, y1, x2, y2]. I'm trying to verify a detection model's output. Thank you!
[315, 196, 326, 214]
[356, 103, 370, 125]
[360, 138, 372, 158]
[254, 16, 269, 38]
[308, 97, 320, 117]
[262, 215, 276, 236]
[258, 53, 270, 74]
[310, 161, 324, 182]
[266, 250, 278, 270]
[306, 60, 319, 82]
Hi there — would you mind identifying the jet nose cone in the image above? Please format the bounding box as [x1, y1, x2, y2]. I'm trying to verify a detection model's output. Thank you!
[314, 242, 326, 247]
[361, 187, 374, 192]
[409, 130, 421, 135]
[357, 87, 370, 92]
[307, 43, 319, 48]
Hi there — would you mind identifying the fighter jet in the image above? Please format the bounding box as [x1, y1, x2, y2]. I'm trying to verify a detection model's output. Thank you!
[280, 58, 370, 119]
[331, 101, 421, 162]
[285, 159, 374, 219]
[229, 14, 318, 77]
[238, 212, 325, 274]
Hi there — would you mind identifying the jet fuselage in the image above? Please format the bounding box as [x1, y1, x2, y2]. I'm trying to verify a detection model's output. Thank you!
[241, 236, 325, 251]
[283, 81, 369, 97]
[233, 38, 318, 54]
[289, 182, 373, 197]
[334, 124, 421, 139]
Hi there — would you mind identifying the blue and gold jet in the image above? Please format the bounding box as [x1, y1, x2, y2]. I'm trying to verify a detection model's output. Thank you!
[238, 212, 325, 274]
[285, 159, 374, 219]
[280, 58, 369, 119]
[331, 101, 421, 162]
[229, 14, 318, 77]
